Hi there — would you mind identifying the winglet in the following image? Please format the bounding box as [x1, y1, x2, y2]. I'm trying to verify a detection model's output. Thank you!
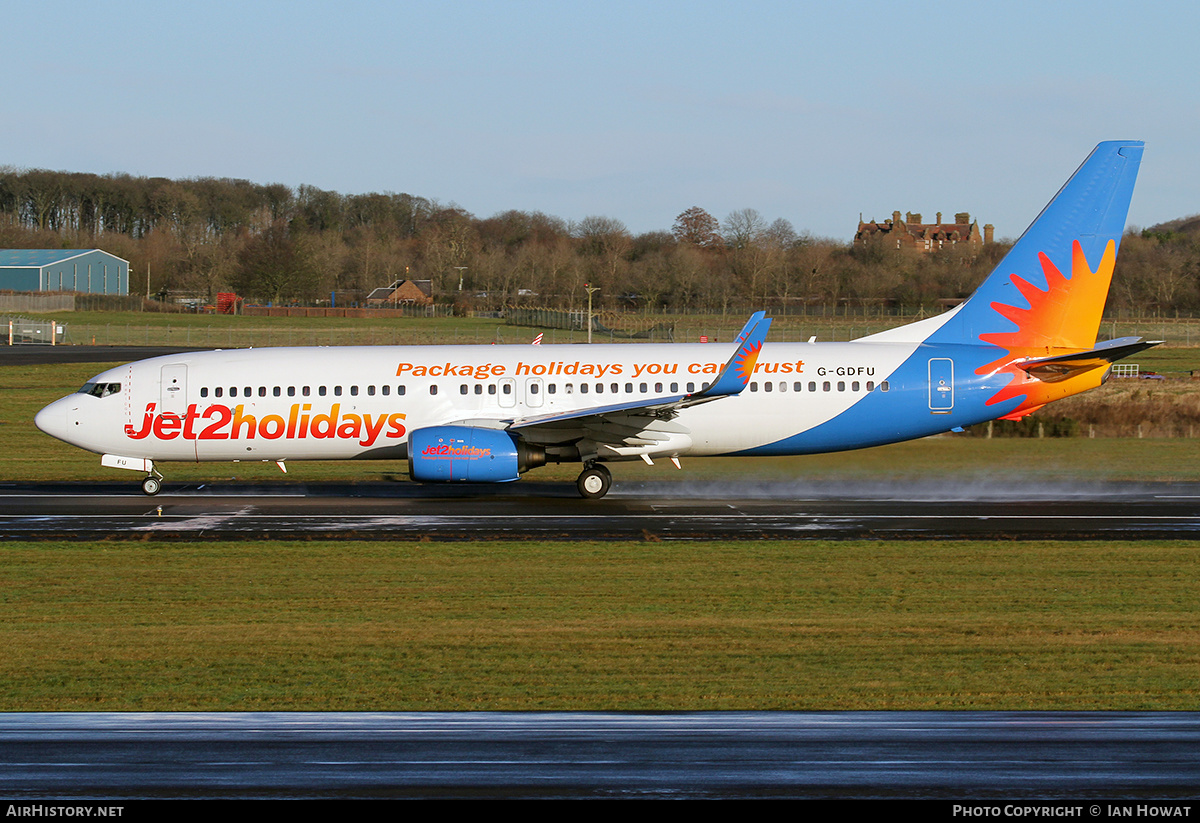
[692, 313, 771, 398]
[734, 311, 766, 344]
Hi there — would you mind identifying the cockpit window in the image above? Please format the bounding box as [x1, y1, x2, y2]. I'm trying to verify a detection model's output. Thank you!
[77, 382, 121, 398]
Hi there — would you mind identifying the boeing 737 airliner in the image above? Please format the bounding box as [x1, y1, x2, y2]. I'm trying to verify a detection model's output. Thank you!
[36, 141, 1153, 498]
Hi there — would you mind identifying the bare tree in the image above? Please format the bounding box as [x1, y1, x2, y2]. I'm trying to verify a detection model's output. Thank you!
[672, 206, 722, 248]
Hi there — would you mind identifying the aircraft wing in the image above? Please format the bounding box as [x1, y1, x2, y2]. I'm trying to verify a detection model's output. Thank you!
[505, 313, 772, 447]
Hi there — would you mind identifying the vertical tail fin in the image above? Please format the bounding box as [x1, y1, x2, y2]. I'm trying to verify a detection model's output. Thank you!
[929, 140, 1143, 350]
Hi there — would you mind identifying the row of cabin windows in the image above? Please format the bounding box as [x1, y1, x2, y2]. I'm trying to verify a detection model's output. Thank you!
[198, 379, 891, 400]
[200, 384, 409, 399]
[748, 380, 890, 393]
[463, 381, 708, 396]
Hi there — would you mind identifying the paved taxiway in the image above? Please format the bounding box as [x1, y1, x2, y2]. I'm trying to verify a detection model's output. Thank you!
[4, 479, 1200, 540]
[3, 711, 1198, 799]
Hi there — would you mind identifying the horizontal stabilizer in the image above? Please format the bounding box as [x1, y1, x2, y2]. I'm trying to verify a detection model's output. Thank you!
[1015, 337, 1162, 380]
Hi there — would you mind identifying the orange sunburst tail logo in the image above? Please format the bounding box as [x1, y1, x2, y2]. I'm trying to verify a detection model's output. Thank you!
[976, 239, 1116, 409]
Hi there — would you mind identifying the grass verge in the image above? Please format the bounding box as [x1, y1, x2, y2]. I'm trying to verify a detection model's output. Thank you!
[2, 539, 1197, 711]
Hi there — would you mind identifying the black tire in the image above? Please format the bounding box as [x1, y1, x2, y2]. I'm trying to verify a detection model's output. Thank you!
[576, 465, 612, 499]
[141, 476, 161, 496]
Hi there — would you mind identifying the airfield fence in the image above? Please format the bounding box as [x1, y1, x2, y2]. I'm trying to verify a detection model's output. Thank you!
[3, 316, 65, 345]
[11, 315, 1200, 349]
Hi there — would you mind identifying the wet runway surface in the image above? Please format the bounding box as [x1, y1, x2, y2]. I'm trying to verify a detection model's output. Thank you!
[3, 479, 1200, 540]
[3, 711, 1199, 799]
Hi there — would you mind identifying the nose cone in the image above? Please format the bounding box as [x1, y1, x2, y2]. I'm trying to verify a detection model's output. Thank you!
[35, 396, 76, 444]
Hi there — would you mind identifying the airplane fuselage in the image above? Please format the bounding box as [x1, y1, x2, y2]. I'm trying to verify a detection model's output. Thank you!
[34, 335, 1100, 467]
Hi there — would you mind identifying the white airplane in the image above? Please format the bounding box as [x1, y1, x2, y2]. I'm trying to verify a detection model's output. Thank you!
[36, 141, 1153, 499]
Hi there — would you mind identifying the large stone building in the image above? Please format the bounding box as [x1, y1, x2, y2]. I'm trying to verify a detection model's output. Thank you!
[0, 249, 129, 294]
[855, 211, 993, 253]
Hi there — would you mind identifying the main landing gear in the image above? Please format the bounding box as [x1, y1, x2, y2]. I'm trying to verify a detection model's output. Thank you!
[576, 463, 612, 500]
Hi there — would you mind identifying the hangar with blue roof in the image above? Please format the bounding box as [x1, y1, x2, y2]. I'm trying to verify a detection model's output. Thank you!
[0, 249, 129, 295]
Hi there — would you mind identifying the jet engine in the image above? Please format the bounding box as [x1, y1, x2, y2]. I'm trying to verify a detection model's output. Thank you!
[408, 426, 545, 483]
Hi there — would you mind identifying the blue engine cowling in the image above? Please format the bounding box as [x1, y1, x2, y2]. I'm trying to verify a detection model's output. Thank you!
[408, 426, 545, 483]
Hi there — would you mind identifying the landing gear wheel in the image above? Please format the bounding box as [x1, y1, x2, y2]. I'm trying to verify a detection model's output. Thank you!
[141, 476, 161, 496]
[577, 464, 612, 500]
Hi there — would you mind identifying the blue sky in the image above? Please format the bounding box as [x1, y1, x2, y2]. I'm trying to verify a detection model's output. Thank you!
[2, 0, 1196, 240]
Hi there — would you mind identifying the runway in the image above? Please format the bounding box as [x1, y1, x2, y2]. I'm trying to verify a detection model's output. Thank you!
[3, 711, 1199, 799]
[4, 479, 1200, 540]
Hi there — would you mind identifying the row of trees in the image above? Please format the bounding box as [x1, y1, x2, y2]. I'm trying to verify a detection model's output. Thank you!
[1, 167, 1197, 315]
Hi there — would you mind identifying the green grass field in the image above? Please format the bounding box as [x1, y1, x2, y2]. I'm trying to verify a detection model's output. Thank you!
[2, 539, 1197, 711]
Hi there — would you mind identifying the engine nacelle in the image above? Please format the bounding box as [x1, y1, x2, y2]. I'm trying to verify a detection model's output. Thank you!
[408, 426, 544, 483]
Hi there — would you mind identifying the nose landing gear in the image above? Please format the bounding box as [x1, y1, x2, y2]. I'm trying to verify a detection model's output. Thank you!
[141, 471, 163, 496]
